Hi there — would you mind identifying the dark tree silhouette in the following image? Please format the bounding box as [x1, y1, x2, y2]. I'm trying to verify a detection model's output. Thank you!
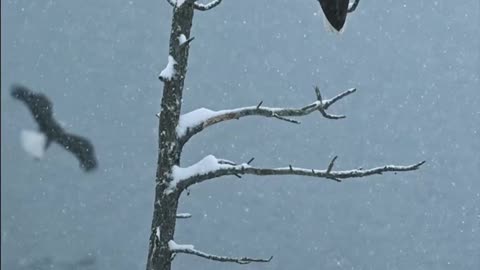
[11, 84, 98, 172]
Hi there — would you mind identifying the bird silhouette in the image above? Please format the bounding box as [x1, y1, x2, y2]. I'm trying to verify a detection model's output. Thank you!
[317, 0, 358, 32]
[11, 84, 98, 172]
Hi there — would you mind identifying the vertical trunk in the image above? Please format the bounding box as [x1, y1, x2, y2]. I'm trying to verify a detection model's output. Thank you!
[147, 192, 179, 270]
[146, 3, 195, 270]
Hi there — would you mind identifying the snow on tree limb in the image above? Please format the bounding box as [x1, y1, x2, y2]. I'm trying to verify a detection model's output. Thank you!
[159, 55, 177, 82]
[194, 0, 223, 11]
[176, 87, 356, 145]
[170, 155, 425, 191]
[168, 240, 273, 264]
[176, 0, 186, 8]
[176, 213, 192, 219]
[165, 155, 230, 194]
[177, 34, 195, 49]
[168, 240, 194, 251]
[176, 108, 222, 137]
[166, 0, 223, 11]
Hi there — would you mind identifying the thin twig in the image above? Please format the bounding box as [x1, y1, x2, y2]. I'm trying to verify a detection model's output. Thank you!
[179, 36, 195, 50]
[326, 156, 338, 174]
[322, 88, 357, 110]
[315, 86, 346, 119]
[166, 0, 175, 7]
[272, 113, 301, 124]
[256, 101, 263, 109]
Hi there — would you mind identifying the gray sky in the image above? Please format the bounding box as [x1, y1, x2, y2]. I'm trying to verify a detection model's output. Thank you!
[2, 1, 479, 269]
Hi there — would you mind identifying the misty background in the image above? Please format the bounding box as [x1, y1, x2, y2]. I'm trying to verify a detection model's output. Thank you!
[1, 0, 479, 269]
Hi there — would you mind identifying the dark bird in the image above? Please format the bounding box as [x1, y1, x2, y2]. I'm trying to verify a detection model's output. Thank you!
[11, 84, 98, 172]
[317, 0, 359, 32]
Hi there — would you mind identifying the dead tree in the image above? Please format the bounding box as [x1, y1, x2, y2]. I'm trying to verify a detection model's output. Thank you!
[146, 1, 423, 270]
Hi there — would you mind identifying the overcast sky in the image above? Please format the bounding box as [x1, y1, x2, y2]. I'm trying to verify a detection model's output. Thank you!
[2, 1, 479, 269]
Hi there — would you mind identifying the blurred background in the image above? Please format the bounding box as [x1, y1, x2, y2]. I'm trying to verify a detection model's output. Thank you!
[1, 0, 479, 269]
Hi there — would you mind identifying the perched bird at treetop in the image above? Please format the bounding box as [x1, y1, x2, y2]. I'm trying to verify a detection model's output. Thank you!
[11, 84, 98, 172]
[317, 0, 353, 32]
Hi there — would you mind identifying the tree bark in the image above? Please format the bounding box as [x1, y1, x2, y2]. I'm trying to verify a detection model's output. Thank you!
[146, 3, 195, 270]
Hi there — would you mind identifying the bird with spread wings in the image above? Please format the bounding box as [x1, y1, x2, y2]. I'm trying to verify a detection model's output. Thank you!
[11, 84, 98, 172]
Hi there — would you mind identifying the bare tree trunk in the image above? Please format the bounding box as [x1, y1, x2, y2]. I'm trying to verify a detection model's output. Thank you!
[145, 1, 423, 270]
[146, 2, 195, 270]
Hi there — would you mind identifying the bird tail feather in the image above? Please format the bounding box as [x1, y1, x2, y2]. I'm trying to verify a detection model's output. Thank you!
[322, 14, 346, 34]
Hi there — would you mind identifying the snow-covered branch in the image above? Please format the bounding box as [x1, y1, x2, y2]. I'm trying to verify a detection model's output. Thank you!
[168, 240, 273, 264]
[176, 87, 356, 145]
[170, 155, 425, 191]
[176, 213, 192, 219]
[166, 0, 223, 11]
[348, 0, 361, 13]
[194, 0, 223, 11]
[159, 55, 177, 82]
[167, 0, 197, 8]
[178, 34, 194, 49]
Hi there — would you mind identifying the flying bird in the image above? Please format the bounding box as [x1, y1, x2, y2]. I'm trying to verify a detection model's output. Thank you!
[317, 0, 360, 32]
[11, 84, 98, 172]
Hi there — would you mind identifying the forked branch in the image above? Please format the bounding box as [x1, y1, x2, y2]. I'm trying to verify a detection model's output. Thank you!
[168, 240, 272, 264]
[176, 87, 356, 146]
[170, 155, 425, 191]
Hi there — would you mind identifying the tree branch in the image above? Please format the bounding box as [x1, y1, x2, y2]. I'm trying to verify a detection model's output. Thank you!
[314, 86, 347, 119]
[168, 240, 273, 264]
[166, 0, 223, 11]
[176, 87, 356, 146]
[176, 213, 192, 219]
[172, 155, 425, 191]
[194, 0, 223, 11]
[348, 0, 361, 13]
